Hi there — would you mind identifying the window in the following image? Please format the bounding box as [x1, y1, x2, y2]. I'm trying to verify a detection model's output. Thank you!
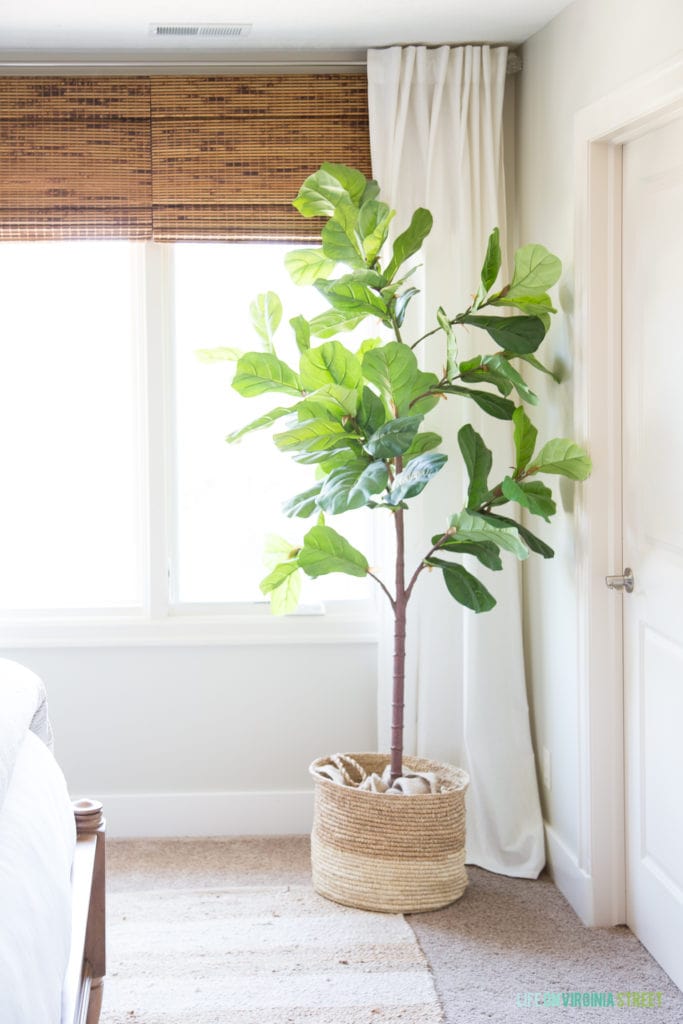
[0, 241, 144, 611]
[0, 240, 372, 622]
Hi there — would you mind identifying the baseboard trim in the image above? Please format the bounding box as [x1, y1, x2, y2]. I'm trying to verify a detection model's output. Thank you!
[87, 789, 314, 839]
[544, 822, 595, 925]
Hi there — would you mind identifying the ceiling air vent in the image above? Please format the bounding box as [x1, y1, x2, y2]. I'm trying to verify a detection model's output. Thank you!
[151, 23, 253, 39]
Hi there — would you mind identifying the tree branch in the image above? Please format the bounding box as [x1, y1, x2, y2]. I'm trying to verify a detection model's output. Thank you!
[405, 531, 453, 600]
[367, 570, 396, 612]
[409, 310, 470, 351]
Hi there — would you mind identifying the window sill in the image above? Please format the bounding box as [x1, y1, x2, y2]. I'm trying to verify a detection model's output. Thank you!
[0, 602, 379, 649]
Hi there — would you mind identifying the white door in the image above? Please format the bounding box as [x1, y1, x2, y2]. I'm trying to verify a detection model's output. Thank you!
[622, 114, 683, 990]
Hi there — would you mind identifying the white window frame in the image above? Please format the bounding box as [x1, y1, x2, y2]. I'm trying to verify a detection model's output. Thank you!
[0, 241, 377, 649]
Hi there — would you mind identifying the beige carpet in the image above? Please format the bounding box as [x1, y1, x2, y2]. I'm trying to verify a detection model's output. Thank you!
[101, 875, 444, 1023]
[105, 837, 683, 1024]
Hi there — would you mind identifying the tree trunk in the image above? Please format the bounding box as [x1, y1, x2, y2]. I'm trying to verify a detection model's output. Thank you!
[390, 504, 407, 783]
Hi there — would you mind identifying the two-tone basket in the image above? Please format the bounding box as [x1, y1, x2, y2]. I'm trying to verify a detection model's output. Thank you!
[310, 753, 469, 913]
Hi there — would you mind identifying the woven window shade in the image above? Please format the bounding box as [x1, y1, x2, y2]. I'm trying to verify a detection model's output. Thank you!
[0, 77, 152, 240]
[151, 75, 372, 242]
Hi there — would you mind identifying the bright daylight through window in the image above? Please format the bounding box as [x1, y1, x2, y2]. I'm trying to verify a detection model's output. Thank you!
[0, 240, 371, 617]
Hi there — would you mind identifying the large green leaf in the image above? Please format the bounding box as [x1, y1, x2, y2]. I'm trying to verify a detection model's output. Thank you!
[512, 406, 538, 472]
[289, 315, 311, 354]
[233, 353, 302, 398]
[458, 424, 493, 508]
[263, 533, 299, 570]
[226, 405, 294, 443]
[270, 569, 302, 615]
[315, 276, 389, 319]
[518, 481, 557, 521]
[460, 314, 546, 355]
[361, 178, 381, 205]
[298, 384, 358, 419]
[357, 336, 384, 358]
[482, 354, 538, 404]
[385, 208, 433, 280]
[530, 438, 592, 480]
[438, 307, 458, 380]
[493, 292, 556, 318]
[295, 396, 341, 424]
[293, 164, 367, 218]
[260, 559, 299, 594]
[459, 355, 512, 396]
[478, 512, 554, 559]
[431, 535, 503, 571]
[501, 477, 557, 521]
[299, 341, 362, 392]
[449, 511, 529, 560]
[282, 483, 323, 518]
[321, 218, 365, 267]
[358, 200, 395, 262]
[506, 244, 562, 299]
[274, 417, 356, 455]
[514, 351, 559, 382]
[362, 342, 421, 416]
[428, 559, 496, 613]
[387, 451, 447, 504]
[404, 431, 442, 460]
[291, 441, 362, 466]
[407, 370, 440, 416]
[365, 415, 423, 459]
[298, 524, 369, 578]
[332, 268, 387, 290]
[515, 522, 554, 559]
[260, 561, 302, 616]
[474, 227, 502, 307]
[440, 385, 515, 420]
[322, 163, 369, 206]
[285, 249, 338, 285]
[357, 386, 387, 435]
[308, 309, 366, 339]
[318, 460, 389, 514]
[329, 196, 363, 241]
[250, 292, 282, 352]
[393, 286, 420, 328]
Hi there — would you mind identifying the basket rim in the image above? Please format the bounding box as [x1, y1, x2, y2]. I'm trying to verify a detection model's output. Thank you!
[309, 751, 470, 799]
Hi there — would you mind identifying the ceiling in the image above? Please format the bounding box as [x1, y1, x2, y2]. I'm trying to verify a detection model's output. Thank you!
[0, 0, 574, 65]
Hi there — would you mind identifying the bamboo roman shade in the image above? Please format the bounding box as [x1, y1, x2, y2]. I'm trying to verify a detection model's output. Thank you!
[0, 77, 152, 239]
[0, 74, 371, 242]
[151, 76, 372, 242]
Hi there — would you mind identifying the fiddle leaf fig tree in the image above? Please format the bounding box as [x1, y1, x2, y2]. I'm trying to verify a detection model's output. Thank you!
[211, 163, 591, 784]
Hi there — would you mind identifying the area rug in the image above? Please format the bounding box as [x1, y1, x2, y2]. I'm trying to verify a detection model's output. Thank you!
[100, 884, 445, 1023]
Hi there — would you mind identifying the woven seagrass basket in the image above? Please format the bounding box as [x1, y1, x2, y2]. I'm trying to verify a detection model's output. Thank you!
[309, 752, 469, 913]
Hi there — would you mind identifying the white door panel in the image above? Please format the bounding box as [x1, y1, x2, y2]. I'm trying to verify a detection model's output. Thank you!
[622, 114, 683, 990]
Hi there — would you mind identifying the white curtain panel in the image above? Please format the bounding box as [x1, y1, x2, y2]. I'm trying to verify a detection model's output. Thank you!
[367, 45, 544, 877]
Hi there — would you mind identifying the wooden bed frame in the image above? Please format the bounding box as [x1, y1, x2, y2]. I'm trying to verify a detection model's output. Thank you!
[62, 799, 106, 1024]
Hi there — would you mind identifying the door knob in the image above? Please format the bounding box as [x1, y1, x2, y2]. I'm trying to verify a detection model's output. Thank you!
[605, 567, 634, 593]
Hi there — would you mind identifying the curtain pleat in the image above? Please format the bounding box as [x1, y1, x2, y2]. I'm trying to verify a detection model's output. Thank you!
[367, 44, 545, 879]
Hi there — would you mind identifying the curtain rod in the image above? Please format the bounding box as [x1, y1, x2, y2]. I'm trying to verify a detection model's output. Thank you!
[1, 58, 368, 71]
[0, 50, 521, 74]
[0, 60, 367, 69]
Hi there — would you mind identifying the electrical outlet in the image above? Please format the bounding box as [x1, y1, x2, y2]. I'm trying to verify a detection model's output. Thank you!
[541, 747, 551, 790]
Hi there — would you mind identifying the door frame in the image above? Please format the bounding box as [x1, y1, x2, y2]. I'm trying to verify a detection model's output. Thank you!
[574, 54, 683, 927]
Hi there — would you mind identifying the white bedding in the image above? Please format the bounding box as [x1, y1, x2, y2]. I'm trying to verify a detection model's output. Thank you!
[0, 665, 76, 1024]
[0, 658, 53, 812]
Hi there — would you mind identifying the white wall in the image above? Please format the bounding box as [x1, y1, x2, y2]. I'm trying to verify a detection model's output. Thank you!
[518, 0, 683, 902]
[5, 638, 377, 837]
